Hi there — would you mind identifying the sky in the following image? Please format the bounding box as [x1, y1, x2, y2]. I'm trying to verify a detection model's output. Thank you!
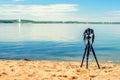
[0, 0, 120, 21]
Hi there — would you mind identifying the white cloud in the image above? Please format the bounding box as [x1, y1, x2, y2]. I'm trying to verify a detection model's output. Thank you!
[1, 4, 120, 21]
[0, 4, 78, 21]
[75, 10, 120, 22]
[13, 0, 25, 2]
[108, 11, 120, 17]
[96, 10, 120, 22]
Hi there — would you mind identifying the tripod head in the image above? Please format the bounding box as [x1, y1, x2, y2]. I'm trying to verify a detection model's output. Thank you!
[83, 28, 95, 44]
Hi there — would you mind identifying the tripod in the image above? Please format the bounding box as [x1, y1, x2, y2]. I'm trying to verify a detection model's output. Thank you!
[80, 28, 100, 69]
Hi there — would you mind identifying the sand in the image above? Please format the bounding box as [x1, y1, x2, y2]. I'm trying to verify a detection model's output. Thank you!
[0, 60, 119, 80]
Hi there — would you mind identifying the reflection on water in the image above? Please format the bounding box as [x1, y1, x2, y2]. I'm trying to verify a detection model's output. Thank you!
[0, 24, 87, 42]
[18, 23, 21, 33]
[0, 24, 120, 63]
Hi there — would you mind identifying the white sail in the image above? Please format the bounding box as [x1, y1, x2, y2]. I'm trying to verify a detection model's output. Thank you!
[18, 18, 21, 23]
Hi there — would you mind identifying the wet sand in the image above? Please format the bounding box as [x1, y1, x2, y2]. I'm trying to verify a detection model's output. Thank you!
[0, 60, 119, 80]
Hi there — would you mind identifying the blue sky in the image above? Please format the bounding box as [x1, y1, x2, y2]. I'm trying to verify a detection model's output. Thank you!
[0, 0, 120, 21]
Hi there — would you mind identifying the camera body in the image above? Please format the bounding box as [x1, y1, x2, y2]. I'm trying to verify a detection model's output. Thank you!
[83, 28, 94, 44]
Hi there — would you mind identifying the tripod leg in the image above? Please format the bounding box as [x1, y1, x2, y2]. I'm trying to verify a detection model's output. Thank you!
[91, 45, 100, 69]
[80, 46, 87, 67]
[86, 45, 90, 69]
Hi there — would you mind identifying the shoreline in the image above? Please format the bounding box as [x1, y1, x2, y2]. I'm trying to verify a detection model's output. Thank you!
[0, 60, 120, 80]
[0, 58, 120, 64]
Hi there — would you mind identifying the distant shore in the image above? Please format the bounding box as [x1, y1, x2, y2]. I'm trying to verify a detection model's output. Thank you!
[0, 19, 120, 24]
[0, 60, 120, 80]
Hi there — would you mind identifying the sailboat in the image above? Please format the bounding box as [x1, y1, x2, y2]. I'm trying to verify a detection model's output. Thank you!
[18, 18, 21, 33]
[18, 18, 21, 23]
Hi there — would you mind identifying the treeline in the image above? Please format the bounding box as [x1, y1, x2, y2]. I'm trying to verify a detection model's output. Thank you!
[0, 20, 18, 23]
[0, 19, 120, 24]
[0, 20, 34, 23]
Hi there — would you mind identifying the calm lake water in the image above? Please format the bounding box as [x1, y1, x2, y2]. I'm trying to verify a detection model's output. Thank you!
[0, 23, 120, 63]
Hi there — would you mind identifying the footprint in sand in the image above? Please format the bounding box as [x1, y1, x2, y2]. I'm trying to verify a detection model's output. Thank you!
[10, 69, 14, 72]
[58, 75, 67, 78]
[45, 70, 52, 72]
[89, 75, 97, 78]
[2, 72, 7, 75]
[71, 76, 78, 79]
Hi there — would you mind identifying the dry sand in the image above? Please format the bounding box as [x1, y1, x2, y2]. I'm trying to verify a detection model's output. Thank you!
[0, 60, 119, 80]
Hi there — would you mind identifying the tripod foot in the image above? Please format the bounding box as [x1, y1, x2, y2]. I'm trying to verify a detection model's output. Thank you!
[91, 45, 100, 69]
[80, 46, 87, 68]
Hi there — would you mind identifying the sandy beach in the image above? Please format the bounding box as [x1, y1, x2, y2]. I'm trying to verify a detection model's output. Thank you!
[0, 60, 119, 80]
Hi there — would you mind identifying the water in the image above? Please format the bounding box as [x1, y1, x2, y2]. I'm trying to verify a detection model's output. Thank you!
[0, 23, 120, 63]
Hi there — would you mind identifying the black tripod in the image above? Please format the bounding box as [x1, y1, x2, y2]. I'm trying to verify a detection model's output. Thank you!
[80, 28, 100, 69]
